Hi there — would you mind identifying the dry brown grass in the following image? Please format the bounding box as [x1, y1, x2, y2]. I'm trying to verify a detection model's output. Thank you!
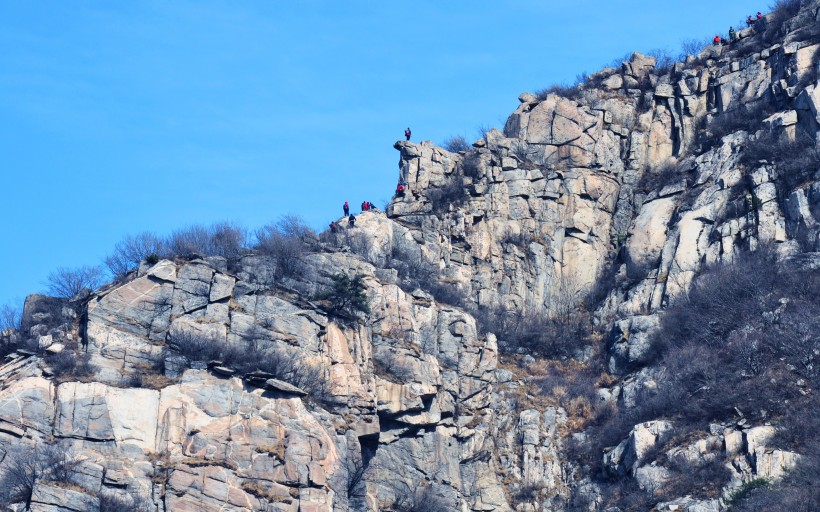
[254, 442, 286, 463]
[241, 481, 293, 503]
[175, 457, 239, 471]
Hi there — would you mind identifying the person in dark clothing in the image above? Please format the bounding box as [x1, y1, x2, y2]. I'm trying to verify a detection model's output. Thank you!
[348, 214, 356, 227]
[396, 182, 405, 197]
[404, 127, 411, 141]
[747, 15, 755, 26]
[757, 12, 763, 20]
[329, 221, 338, 233]
[343, 201, 349, 216]
[729, 27, 736, 42]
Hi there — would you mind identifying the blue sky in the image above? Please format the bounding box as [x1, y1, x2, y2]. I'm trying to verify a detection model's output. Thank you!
[0, 0, 754, 306]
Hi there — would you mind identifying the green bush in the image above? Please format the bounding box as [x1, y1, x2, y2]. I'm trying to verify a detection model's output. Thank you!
[315, 273, 371, 320]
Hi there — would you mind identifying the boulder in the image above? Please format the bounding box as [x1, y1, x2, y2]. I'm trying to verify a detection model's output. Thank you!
[608, 315, 661, 374]
[265, 378, 308, 397]
[604, 420, 674, 476]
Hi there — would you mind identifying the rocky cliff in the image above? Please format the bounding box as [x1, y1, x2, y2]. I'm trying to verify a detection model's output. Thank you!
[2, 1, 820, 511]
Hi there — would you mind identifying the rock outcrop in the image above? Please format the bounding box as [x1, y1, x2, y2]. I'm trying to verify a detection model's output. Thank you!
[3, 1, 820, 511]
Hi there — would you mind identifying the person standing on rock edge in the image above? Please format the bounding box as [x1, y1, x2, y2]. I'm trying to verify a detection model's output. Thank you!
[757, 12, 763, 20]
[713, 34, 721, 45]
[343, 201, 349, 216]
[405, 127, 411, 141]
[729, 27, 736, 42]
[348, 214, 356, 227]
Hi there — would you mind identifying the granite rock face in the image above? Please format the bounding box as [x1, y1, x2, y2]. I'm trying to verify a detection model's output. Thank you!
[3, 2, 820, 511]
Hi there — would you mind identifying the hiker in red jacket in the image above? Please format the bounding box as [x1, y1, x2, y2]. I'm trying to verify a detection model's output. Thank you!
[343, 201, 349, 216]
[404, 127, 411, 141]
[757, 12, 763, 20]
[747, 15, 755, 26]
[396, 182, 405, 197]
[713, 34, 721, 45]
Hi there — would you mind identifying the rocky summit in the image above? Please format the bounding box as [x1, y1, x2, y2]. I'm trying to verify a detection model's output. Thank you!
[2, 2, 820, 511]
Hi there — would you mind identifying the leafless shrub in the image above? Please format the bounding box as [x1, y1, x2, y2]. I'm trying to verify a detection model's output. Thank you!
[386, 246, 467, 307]
[104, 232, 167, 277]
[168, 331, 223, 362]
[168, 222, 248, 260]
[479, 305, 588, 359]
[461, 151, 482, 179]
[647, 48, 675, 74]
[274, 214, 316, 242]
[536, 83, 582, 101]
[344, 231, 375, 263]
[47, 346, 97, 381]
[168, 224, 211, 257]
[387, 245, 435, 284]
[699, 102, 776, 150]
[99, 490, 153, 512]
[207, 221, 248, 259]
[45, 265, 104, 298]
[255, 216, 315, 280]
[428, 177, 465, 215]
[740, 129, 820, 202]
[0, 300, 22, 332]
[764, 0, 802, 43]
[425, 280, 469, 308]
[169, 331, 331, 401]
[637, 159, 685, 194]
[679, 38, 709, 59]
[340, 453, 367, 502]
[442, 135, 470, 153]
[0, 444, 81, 508]
[574, 249, 820, 498]
[728, 466, 820, 511]
[393, 485, 453, 512]
[475, 124, 491, 140]
[373, 350, 417, 383]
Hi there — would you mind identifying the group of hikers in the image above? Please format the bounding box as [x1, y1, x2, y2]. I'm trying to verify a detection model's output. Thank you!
[714, 12, 763, 45]
[327, 130, 413, 235]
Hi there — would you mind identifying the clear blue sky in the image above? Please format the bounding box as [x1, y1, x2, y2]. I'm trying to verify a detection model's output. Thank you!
[0, 0, 755, 306]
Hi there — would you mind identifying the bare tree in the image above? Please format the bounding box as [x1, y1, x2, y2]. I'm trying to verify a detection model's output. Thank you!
[104, 232, 166, 277]
[207, 221, 248, 259]
[0, 300, 22, 332]
[99, 490, 153, 512]
[45, 265, 104, 298]
[0, 444, 81, 508]
[168, 224, 211, 257]
[255, 216, 314, 279]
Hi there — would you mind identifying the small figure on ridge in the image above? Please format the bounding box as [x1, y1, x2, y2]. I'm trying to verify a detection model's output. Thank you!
[396, 181, 406, 197]
[348, 214, 356, 227]
[343, 201, 350, 216]
[729, 27, 736, 42]
[405, 127, 412, 141]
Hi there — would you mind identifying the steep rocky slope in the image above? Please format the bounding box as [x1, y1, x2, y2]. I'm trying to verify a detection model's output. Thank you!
[2, 1, 820, 511]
